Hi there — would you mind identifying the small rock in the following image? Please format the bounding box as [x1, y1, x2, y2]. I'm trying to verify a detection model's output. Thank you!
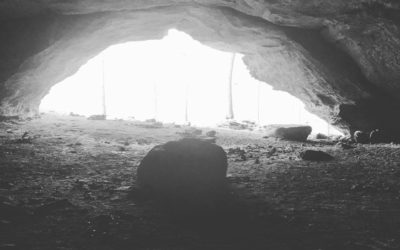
[228, 147, 246, 155]
[6, 129, 12, 134]
[136, 138, 150, 145]
[15, 131, 32, 143]
[145, 118, 156, 123]
[300, 150, 334, 161]
[21, 131, 29, 139]
[110, 195, 121, 201]
[192, 129, 202, 135]
[369, 129, 389, 144]
[266, 147, 277, 158]
[69, 112, 82, 117]
[329, 135, 343, 142]
[201, 137, 216, 144]
[217, 120, 256, 131]
[88, 115, 106, 120]
[114, 186, 131, 191]
[206, 130, 217, 137]
[138, 121, 163, 129]
[338, 136, 353, 143]
[369, 129, 380, 144]
[354, 131, 369, 144]
[177, 128, 203, 138]
[228, 121, 248, 130]
[185, 128, 202, 136]
[336, 142, 356, 150]
[264, 125, 312, 142]
[316, 133, 328, 140]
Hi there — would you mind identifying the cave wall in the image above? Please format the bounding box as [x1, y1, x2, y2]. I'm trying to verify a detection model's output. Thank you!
[0, 0, 399, 136]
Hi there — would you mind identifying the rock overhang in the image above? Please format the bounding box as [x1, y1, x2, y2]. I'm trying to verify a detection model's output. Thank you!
[0, 0, 399, 137]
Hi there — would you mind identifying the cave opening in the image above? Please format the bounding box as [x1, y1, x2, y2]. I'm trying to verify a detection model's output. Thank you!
[39, 29, 341, 135]
[2, 2, 400, 249]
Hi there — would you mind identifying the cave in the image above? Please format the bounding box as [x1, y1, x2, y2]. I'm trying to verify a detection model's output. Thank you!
[39, 28, 340, 134]
[1, 1, 400, 249]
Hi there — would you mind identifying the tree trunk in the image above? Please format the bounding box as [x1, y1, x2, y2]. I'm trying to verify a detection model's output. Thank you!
[257, 81, 261, 124]
[153, 81, 158, 120]
[227, 53, 236, 120]
[101, 55, 107, 118]
[184, 81, 189, 124]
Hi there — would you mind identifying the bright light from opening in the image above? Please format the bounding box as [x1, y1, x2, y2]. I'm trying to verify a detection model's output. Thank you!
[40, 29, 342, 135]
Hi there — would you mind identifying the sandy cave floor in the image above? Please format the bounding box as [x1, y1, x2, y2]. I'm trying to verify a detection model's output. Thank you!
[1, 114, 400, 250]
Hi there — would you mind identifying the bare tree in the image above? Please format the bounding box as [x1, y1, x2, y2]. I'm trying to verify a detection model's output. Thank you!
[184, 81, 189, 124]
[153, 81, 158, 120]
[227, 53, 236, 120]
[101, 55, 107, 118]
[257, 81, 261, 124]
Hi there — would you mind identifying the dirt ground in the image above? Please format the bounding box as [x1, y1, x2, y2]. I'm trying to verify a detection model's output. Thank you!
[1, 114, 400, 250]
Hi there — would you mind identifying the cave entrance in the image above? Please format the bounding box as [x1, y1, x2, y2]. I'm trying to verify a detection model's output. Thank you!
[39, 29, 341, 135]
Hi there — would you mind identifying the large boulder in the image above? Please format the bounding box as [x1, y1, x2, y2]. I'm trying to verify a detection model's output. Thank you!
[264, 125, 312, 141]
[137, 138, 228, 196]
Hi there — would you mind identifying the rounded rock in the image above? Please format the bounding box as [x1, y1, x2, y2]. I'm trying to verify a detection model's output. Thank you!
[137, 138, 228, 195]
[354, 131, 369, 144]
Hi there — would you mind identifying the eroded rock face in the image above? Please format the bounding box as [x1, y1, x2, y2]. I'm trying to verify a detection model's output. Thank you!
[0, 1, 399, 137]
[137, 138, 228, 194]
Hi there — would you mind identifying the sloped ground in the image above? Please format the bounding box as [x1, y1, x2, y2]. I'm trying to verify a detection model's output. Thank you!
[1, 114, 400, 250]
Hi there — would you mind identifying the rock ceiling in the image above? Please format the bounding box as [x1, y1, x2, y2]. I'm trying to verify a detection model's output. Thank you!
[0, 0, 399, 136]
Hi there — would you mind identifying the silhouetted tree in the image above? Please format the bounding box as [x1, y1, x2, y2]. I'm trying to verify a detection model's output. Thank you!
[227, 53, 236, 120]
[185, 81, 189, 124]
[153, 81, 158, 120]
[101, 55, 107, 118]
[257, 81, 261, 124]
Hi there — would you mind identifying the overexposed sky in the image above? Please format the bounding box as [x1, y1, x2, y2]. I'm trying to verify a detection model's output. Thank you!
[40, 29, 341, 135]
